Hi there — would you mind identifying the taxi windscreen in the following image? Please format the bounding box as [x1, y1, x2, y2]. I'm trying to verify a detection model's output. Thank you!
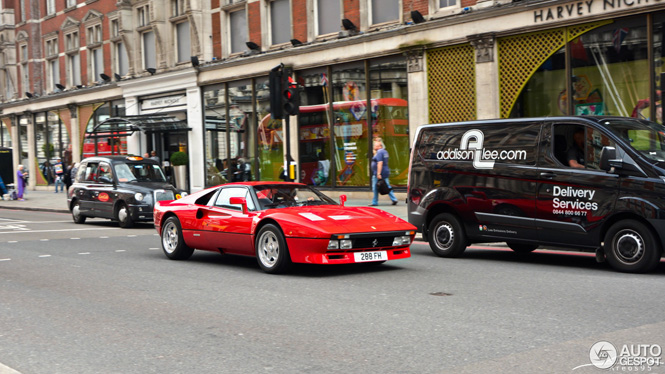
[114, 162, 167, 183]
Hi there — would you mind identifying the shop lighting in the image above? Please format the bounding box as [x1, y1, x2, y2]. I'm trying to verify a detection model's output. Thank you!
[290, 39, 303, 47]
[146, 68, 156, 75]
[411, 11, 426, 24]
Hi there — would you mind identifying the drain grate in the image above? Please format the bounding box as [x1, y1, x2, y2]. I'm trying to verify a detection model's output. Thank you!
[429, 292, 453, 296]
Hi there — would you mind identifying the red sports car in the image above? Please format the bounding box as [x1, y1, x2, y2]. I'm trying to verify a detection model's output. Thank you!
[154, 182, 415, 273]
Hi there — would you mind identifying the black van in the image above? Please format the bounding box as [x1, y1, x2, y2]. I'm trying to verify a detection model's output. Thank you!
[68, 156, 184, 228]
[407, 116, 665, 273]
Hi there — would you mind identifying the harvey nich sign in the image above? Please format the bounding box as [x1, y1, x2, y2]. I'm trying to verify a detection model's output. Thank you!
[534, 0, 662, 23]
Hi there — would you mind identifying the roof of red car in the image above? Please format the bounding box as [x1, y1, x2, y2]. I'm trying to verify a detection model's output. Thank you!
[221, 181, 307, 187]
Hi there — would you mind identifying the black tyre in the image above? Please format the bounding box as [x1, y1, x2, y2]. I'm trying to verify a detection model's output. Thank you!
[428, 213, 467, 257]
[71, 200, 86, 224]
[604, 220, 661, 273]
[161, 216, 194, 260]
[507, 243, 538, 253]
[255, 224, 292, 274]
[117, 203, 134, 228]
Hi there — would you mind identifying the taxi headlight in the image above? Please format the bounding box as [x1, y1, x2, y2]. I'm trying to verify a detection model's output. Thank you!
[134, 192, 144, 202]
[180, 191, 188, 198]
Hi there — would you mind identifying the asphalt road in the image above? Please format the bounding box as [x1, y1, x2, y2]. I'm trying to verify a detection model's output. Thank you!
[1, 210, 665, 374]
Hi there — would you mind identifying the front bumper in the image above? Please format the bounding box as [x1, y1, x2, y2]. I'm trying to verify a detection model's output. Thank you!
[286, 237, 412, 264]
[128, 203, 154, 221]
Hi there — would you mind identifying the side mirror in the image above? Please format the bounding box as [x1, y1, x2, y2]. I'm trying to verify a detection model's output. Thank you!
[229, 196, 248, 214]
[340, 194, 347, 207]
[599, 146, 618, 172]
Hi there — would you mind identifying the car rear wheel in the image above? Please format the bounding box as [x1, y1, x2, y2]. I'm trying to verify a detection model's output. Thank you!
[428, 213, 467, 257]
[256, 224, 292, 274]
[117, 203, 134, 228]
[507, 243, 538, 253]
[604, 220, 661, 273]
[161, 217, 194, 260]
[71, 201, 86, 224]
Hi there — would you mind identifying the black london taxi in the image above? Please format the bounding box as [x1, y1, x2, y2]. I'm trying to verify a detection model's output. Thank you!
[408, 116, 665, 273]
[68, 156, 184, 228]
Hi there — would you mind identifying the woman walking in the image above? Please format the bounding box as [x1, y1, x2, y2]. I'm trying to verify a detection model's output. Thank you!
[17, 164, 27, 201]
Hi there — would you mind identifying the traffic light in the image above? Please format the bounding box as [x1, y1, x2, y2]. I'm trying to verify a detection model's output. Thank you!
[282, 68, 300, 116]
[269, 67, 283, 120]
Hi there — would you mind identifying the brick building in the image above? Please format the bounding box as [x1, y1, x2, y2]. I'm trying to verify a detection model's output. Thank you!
[0, 0, 664, 196]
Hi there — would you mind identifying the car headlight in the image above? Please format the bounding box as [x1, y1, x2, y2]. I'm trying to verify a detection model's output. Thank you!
[340, 239, 353, 249]
[327, 240, 339, 250]
[392, 236, 411, 246]
[134, 192, 144, 202]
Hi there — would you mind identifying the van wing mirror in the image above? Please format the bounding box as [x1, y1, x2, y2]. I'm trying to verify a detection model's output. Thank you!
[599, 146, 618, 171]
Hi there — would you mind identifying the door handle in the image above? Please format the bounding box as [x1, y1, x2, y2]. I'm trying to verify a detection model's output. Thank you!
[540, 172, 556, 179]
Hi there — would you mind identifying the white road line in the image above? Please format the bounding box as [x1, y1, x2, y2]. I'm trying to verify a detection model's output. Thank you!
[78, 252, 90, 255]
[7, 241, 17, 243]
[71, 238, 80, 240]
[127, 235, 137, 237]
[148, 248, 159, 250]
[39, 255, 51, 258]
[0, 361, 23, 373]
[40, 239, 49, 242]
[0, 258, 10, 262]
[99, 236, 109, 239]
[0, 220, 72, 223]
[115, 250, 126, 252]
[0, 228, 119, 234]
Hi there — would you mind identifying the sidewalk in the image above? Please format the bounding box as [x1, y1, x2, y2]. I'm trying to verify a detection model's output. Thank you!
[0, 187, 409, 221]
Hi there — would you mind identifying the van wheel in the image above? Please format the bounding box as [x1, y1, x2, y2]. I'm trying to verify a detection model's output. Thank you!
[507, 243, 538, 253]
[117, 203, 134, 228]
[604, 220, 661, 273]
[428, 213, 467, 257]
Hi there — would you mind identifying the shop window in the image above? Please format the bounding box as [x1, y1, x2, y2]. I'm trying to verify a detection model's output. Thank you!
[317, 0, 340, 36]
[228, 80, 253, 181]
[269, 0, 290, 45]
[370, 56, 409, 187]
[255, 76, 277, 182]
[296, 67, 332, 187]
[1, 120, 11, 148]
[653, 12, 665, 125]
[204, 83, 229, 186]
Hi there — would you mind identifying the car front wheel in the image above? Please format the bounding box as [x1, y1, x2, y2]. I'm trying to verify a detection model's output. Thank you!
[255, 224, 292, 274]
[161, 217, 194, 260]
[604, 220, 661, 273]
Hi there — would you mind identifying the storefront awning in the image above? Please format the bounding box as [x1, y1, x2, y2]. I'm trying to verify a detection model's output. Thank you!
[87, 114, 191, 138]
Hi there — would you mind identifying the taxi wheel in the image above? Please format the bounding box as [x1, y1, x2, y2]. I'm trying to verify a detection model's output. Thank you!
[604, 220, 661, 273]
[117, 203, 134, 228]
[255, 224, 292, 274]
[428, 213, 467, 258]
[71, 201, 86, 224]
[161, 217, 194, 260]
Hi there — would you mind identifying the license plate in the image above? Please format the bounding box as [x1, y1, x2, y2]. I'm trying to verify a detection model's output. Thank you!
[354, 251, 387, 262]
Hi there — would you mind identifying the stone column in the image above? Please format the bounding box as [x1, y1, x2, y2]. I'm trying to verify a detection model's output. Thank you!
[68, 104, 81, 163]
[186, 86, 204, 193]
[124, 97, 141, 155]
[469, 33, 499, 119]
[405, 47, 427, 140]
[25, 112, 36, 190]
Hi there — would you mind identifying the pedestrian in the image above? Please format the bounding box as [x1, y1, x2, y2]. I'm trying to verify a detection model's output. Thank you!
[54, 158, 65, 193]
[64, 163, 73, 191]
[369, 138, 398, 206]
[143, 152, 150, 158]
[150, 150, 160, 163]
[17, 164, 27, 201]
[0, 174, 7, 200]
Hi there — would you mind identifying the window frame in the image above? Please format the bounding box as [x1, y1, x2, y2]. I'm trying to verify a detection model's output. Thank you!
[369, 0, 401, 27]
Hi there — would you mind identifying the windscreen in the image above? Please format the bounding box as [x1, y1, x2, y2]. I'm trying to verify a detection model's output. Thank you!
[604, 119, 665, 162]
[114, 162, 167, 183]
[253, 184, 337, 210]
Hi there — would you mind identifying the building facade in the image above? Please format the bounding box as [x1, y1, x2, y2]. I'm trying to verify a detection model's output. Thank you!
[1, 0, 664, 194]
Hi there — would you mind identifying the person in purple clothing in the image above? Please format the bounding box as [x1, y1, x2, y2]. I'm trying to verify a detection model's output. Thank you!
[370, 138, 398, 206]
[17, 164, 27, 201]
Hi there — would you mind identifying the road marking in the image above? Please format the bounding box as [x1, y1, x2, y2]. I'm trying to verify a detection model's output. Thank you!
[8, 241, 17, 243]
[148, 248, 159, 250]
[0, 220, 72, 223]
[100, 236, 109, 239]
[39, 255, 51, 258]
[0, 228, 119, 235]
[127, 235, 137, 237]
[40, 239, 49, 242]
[78, 252, 90, 255]
[115, 250, 126, 253]
[0, 361, 23, 373]
[0, 258, 10, 262]
[71, 238, 80, 240]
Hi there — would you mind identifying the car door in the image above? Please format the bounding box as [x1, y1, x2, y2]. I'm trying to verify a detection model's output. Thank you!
[204, 186, 256, 255]
[76, 162, 98, 215]
[536, 122, 620, 247]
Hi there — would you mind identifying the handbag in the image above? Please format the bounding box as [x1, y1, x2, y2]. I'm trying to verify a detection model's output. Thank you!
[377, 178, 392, 195]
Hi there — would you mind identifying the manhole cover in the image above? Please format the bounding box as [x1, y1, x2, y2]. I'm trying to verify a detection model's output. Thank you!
[429, 292, 453, 296]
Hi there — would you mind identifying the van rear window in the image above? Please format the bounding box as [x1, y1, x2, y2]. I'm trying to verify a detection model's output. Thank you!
[417, 123, 539, 166]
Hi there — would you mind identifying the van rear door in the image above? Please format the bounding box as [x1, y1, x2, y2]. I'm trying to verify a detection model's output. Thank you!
[536, 122, 619, 247]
